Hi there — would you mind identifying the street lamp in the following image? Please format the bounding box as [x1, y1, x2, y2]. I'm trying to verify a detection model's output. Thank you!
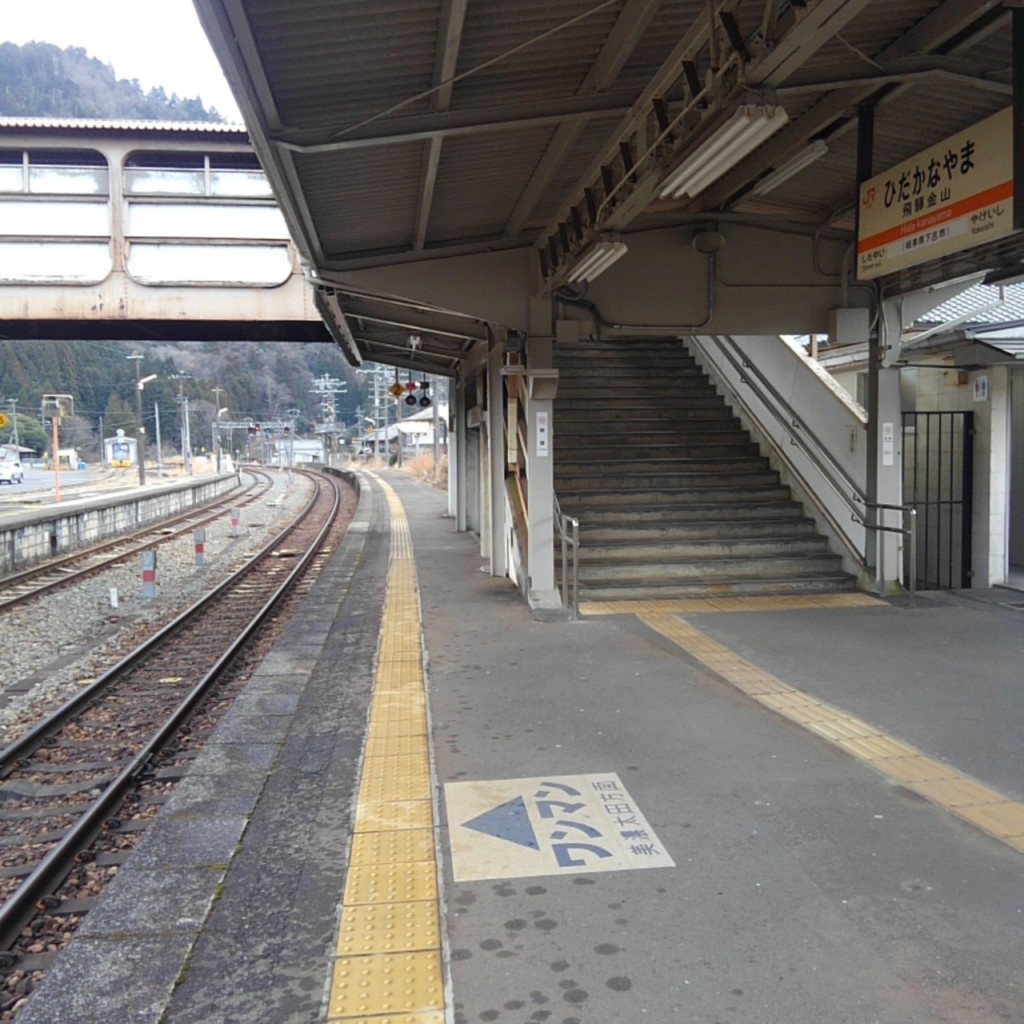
[135, 372, 157, 485]
[214, 406, 228, 472]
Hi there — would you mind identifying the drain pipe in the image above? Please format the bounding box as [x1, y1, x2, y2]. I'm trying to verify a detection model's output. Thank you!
[554, 231, 722, 339]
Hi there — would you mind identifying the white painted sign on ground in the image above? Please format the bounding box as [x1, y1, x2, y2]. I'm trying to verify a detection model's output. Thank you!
[444, 772, 674, 882]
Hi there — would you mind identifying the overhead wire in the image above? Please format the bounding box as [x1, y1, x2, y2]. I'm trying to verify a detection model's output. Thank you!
[326, 0, 622, 141]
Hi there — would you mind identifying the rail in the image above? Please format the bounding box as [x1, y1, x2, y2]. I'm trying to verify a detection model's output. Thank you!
[554, 495, 579, 620]
[0, 474, 340, 953]
[857, 500, 917, 607]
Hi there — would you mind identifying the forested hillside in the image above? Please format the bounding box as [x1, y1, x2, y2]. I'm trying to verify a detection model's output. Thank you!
[0, 41, 223, 120]
[0, 338, 362, 459]
[0, 40, 366, 458]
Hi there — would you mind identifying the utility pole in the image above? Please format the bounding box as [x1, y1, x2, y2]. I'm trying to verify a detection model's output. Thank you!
[212, 386, 224, 472]
[310, 373, 347, 466]
[170, 374, 193, 475]
[155, 403, 163, 477]
[8, 399, 19, 452]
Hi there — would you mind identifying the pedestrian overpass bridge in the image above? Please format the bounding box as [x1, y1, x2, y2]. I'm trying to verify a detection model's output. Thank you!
[0, 117, 328, 342]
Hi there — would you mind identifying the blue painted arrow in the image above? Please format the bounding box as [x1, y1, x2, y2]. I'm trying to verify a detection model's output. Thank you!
[462, 795, 539, 850]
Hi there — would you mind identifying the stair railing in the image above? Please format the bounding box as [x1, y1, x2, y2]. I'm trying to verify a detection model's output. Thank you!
[554, 494, 580, 619]
[857, 500, 917, 606]
[691, 335, 868, 572]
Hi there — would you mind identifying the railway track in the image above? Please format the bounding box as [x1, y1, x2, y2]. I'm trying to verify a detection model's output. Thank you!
[0, 470, 275, 612]
[0, 470, 350, 1006]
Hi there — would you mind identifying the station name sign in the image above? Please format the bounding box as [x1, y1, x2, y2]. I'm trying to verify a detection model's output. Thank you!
[857, 107, 1015, 281]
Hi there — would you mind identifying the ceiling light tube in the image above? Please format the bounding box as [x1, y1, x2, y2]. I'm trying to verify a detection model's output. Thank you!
[751, 138, 828, 195]
[659, 104, 789, 200]
[565, 237, 628, 283]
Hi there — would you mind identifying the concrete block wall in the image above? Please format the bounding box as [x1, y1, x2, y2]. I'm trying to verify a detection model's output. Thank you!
[0, 475, 238, 576]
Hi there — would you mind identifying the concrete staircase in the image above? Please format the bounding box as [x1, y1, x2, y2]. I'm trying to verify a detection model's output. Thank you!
[553, 339, 856, 601]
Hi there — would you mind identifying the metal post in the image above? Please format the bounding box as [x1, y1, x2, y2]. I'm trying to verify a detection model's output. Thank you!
[155, 402, 163, 478]
[51, 412, 60, 504]
[212, 387, 224, 473]
[571, 516, 579, 619]
[141, 550, 157, 600]
[908, 507, 917, 609]
[432, 376, 440, 468]
[129, 352, 146, 486]
[184, 397, 192, 474]
[561, 515, 568, 609]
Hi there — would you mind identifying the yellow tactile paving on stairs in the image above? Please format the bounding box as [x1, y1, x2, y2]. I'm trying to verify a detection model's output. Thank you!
[327, 475, 445, 1022]
[638, 608, 1024, 856]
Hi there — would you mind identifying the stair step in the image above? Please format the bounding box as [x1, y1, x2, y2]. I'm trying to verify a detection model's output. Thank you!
[574, 504, 806, 526]
[575, 575, 859, 601]
[556, 456, 768, 476]
[557, 485, 793, 507]
[557, 380, 712, 396]
[574, 552, 845, 583]
[557, 391, 720, 405]
[557, 431, 753, 449]
[548, 337, 858, 600]
[558, 447, 761, 463]
[581, 519, 819, 543]
[580, 536, 832, 562]
[556, 471, 780, 493]
[557, 407, 736, 424]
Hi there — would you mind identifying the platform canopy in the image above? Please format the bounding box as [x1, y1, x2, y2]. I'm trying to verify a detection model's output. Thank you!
[194, 1, 1022, 375]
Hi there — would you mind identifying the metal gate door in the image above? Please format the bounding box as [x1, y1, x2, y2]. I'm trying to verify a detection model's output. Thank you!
[902, 411, 974, 589]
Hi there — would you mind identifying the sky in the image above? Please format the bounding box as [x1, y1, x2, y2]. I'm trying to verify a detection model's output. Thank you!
[2, 0, 242, 120]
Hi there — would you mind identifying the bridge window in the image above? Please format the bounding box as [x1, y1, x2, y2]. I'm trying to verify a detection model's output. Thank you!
[0, 149, 109, 195]
[124, 151, 273, 198]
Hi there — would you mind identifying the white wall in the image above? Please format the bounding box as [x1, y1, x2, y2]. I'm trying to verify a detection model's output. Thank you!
[910, 361, 1010, 587]
[689, 334, 869, 574]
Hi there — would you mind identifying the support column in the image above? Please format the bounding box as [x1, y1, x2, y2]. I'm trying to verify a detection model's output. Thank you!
[487, 335, 508, 578]
[525, 330, 560, 612]
[868, 299, 904, 591]
[454, 378, 467, 532]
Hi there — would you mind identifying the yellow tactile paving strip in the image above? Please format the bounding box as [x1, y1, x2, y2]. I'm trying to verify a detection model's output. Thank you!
[580, 592, 883, 616]
[635, 605, 1024, 855]
[327, 476, 446, 1022]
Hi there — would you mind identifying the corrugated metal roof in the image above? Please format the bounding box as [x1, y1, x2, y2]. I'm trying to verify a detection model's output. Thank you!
[191, 1, 1024, 372]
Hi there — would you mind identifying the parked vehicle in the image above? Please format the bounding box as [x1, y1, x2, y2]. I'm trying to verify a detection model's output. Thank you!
[0, 457, 24, 484]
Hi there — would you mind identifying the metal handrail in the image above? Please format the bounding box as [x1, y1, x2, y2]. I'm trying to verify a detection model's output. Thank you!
[857, 500, 917, 607]
[553, 495, 579, 619]
[700, 339, 925, 602]
[698, 335, 867, 567]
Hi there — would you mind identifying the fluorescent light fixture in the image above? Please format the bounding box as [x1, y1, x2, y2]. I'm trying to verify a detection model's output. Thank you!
[565, 236, 628, 283]
[751, 138, 828, 195]
[659, 103, 789, 200]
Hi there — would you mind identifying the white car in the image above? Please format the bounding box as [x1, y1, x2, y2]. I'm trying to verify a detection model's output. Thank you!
[0, 459, 24, 484]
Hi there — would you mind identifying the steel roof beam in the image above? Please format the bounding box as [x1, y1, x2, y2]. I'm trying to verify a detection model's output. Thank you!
[505, 0, 664, 239]
[747, 0, 875, 88]
[536, 0, 747, 244]
[415, 0, 470, 251]
[701, 0, 1008, 211]
[269, 92, 637, 153]
[344, 312, 487, 343]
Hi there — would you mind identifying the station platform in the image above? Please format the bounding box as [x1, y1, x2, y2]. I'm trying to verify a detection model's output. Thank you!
[18, 469, 1024, 1024]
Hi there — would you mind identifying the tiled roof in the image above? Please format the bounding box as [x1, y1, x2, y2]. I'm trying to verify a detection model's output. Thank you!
[916, 282, 1024, 327]
[0, 116, 246, 133]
